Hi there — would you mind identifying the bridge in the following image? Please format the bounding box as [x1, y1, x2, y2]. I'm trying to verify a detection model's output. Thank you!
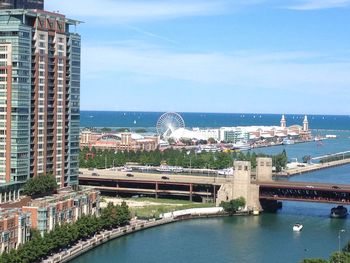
[256, 181, 350, 205]
[79, 158, 350, 211]
[79, 168, 230, 202]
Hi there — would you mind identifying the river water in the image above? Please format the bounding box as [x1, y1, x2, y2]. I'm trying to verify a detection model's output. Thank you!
[71, 164, 350, 263]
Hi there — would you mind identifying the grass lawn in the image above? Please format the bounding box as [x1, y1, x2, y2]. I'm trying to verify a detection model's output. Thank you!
[127, 197, 215, 219]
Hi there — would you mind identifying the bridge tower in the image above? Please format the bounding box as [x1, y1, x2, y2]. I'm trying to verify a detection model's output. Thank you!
[256, 157, 273, 182]
[216, 161, 261, 211]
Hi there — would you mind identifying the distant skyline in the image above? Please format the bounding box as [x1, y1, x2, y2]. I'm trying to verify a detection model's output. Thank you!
[47, 0, 350, 115]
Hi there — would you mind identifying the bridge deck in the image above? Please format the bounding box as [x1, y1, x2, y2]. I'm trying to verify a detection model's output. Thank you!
[255, 181, 350, 192]
[79, 168, 229, 185]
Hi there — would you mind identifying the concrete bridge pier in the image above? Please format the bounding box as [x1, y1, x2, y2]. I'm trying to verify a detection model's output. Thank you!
[155, 182, 159, 199]
[189, 184, 193, 201]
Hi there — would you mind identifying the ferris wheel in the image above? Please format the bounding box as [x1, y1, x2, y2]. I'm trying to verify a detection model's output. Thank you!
[156, 112, 185, 139]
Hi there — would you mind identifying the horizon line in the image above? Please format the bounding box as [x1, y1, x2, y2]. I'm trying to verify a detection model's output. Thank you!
[80, 109, 350, 117]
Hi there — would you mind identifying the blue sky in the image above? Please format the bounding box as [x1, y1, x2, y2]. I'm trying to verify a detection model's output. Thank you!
[47, 0, 350, 114]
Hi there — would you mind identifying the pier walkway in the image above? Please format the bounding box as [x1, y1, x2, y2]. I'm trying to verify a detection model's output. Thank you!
[278, 158, 350, 176]
[311, 150, 350, 161]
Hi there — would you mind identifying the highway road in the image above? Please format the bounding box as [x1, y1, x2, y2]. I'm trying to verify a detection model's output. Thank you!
[79, 168, 230, 185]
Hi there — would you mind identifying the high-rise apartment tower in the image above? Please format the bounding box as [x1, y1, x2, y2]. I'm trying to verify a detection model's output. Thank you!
[0, 9, 80, 191]
[0, 0, 44, 10]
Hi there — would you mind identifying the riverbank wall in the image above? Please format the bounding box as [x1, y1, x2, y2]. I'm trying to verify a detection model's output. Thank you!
[42, 207, 232, 263]
[276, 158, 350, 177]
[43, 218, 175, 263]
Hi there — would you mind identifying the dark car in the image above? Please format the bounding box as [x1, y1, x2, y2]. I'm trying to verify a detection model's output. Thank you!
[332, 185, 340, 189]
[92, 172, 99, 176]
[161, 176, 169, 180]
[126, 173, 134, 177]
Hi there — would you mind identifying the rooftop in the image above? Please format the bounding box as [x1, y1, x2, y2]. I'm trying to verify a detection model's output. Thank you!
[0, 9, 82, 25]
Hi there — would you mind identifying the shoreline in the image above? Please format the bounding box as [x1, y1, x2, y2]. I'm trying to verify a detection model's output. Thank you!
[42, 209, 245, 263]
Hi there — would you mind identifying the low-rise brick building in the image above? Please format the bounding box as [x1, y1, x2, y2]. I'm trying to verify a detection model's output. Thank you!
[22, 188, 100, 236]
[0, 209, 31, 254]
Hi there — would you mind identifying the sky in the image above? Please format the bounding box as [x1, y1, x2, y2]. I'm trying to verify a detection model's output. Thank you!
[46, 0, 350, 115]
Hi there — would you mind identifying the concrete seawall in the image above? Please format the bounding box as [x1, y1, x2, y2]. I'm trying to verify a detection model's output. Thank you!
[278, 158, 350, 177]
[42, 207, 229, 263]
[42, 218, 175, 263]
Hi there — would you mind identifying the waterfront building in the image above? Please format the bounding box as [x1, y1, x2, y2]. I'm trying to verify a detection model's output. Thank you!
[219, 128, 250, 143]
[0, 208, 30, 253]
[303, 115, 309, 132]
[22, 188, 100, 236]
[0, 0, 44, 9]
[280, 114, 286, 128]
[80, 130, 160, 152]
[192, 128, 220, 141]
[165, 115, 311, 144]
[0, 9, 81, 199]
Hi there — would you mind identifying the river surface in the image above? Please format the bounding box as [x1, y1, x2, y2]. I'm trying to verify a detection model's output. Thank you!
[71, 164, 350, 263]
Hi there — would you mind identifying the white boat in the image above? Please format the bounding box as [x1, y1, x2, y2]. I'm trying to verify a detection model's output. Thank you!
[293, 223, 303, 232]
[282, 138, 295, 145]
[231, 141, 251, 151]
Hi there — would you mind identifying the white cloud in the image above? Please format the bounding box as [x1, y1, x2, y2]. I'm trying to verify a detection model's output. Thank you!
[81, 43, 350, 93]
[286, 0, 350, 10]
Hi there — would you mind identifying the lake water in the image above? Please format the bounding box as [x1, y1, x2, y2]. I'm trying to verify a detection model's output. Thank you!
[71, 164, 350, 263]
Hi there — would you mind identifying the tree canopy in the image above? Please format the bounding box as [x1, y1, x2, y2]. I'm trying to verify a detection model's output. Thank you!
[22, 174, 58, 197]
[80, 147, 288, 172]
[220, 197, 246, 215]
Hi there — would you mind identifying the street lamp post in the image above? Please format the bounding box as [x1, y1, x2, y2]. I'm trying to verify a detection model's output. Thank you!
[338, 229, 346, 262]
[189, 156, 192, 175]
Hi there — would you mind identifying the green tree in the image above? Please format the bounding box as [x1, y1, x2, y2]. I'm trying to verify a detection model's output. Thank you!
[100, 127, 112, 133]
[329, 252, 350, 263]
[23, 174, 58, 197]
[300, 259, 328, 263]
[302, 155, 312, 164]
[0, 203, 132, 262]
[220, 197, 246, 215]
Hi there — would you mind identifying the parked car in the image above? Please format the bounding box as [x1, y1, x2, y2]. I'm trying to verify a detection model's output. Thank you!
[92, 172, 99, 176]
[332, 185, 340, 189]
[126, 173, 134, 177]
[305, 185, 314, 188]
[161, 176, 169, 180]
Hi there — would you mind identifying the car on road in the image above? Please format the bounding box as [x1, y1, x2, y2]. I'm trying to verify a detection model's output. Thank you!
[161, 176, 169, 180]
[305, 185, 314, 188]
[332, 185, 340, 189]
[92, 172, 99, 176]
[126, 173, 134, 177]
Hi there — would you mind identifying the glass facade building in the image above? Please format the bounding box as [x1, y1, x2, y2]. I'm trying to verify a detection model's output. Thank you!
[0, 0, 44, 10]
[0, 9, 80, 187]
